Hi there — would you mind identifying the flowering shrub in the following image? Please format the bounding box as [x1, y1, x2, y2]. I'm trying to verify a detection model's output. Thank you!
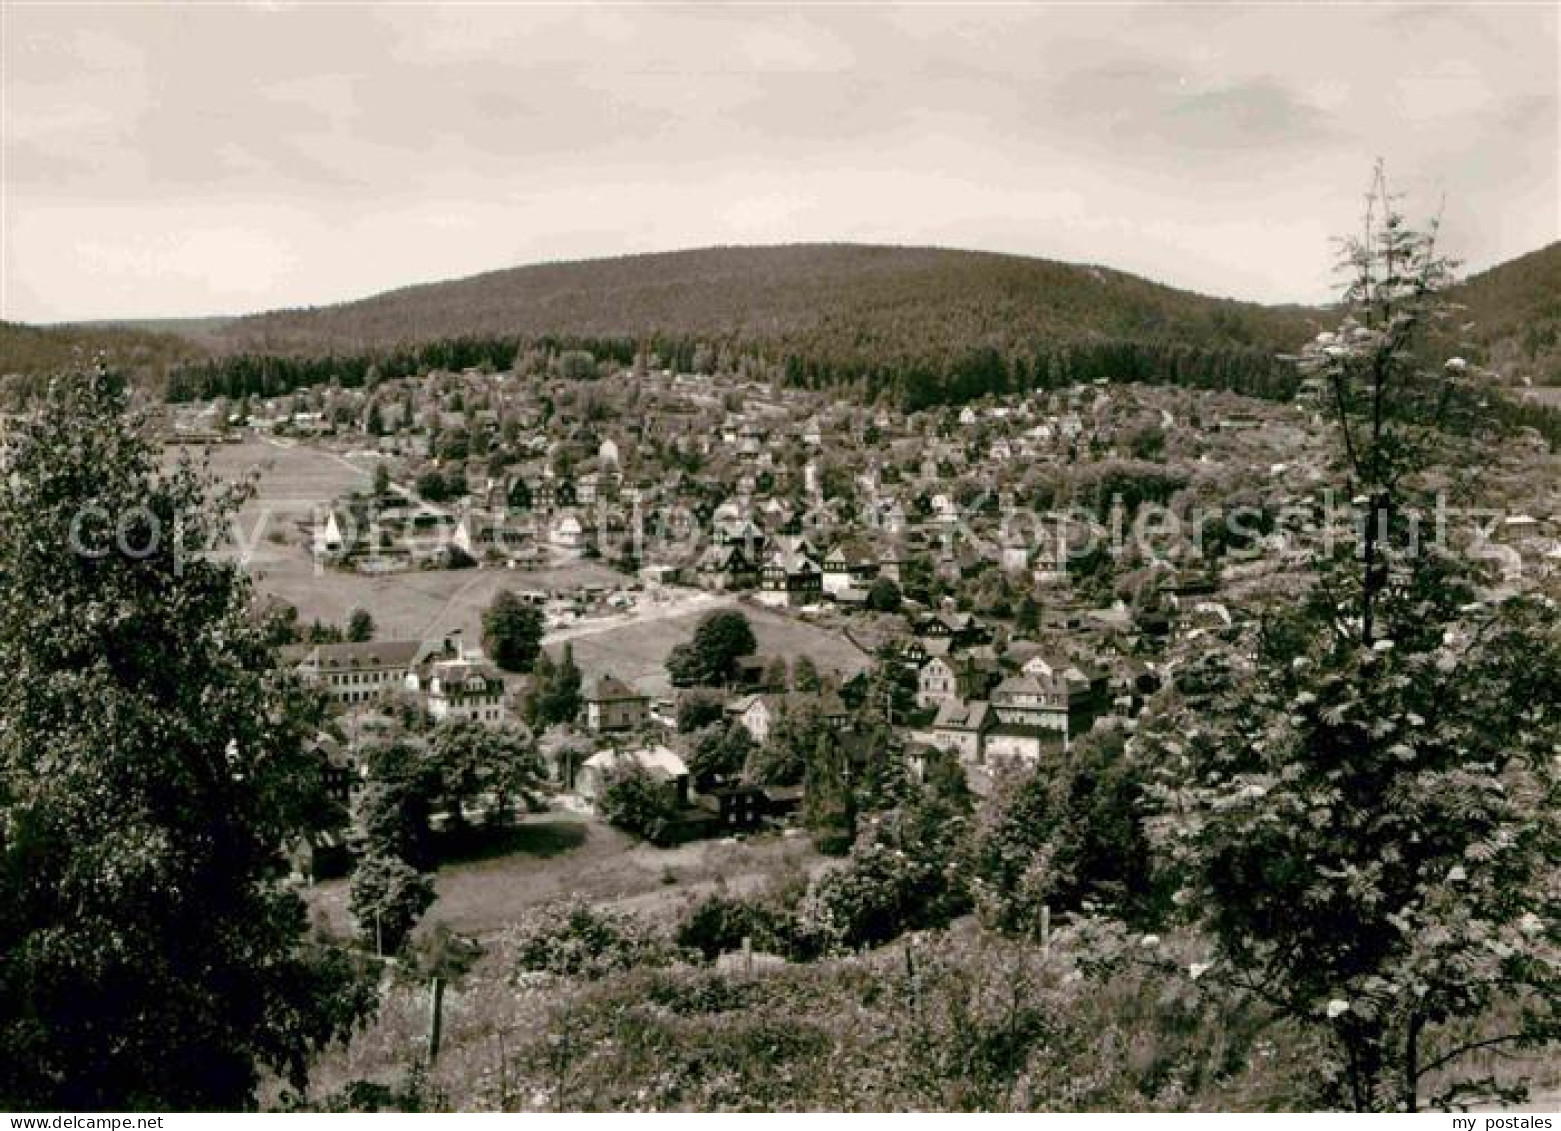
[800, 793, 971, 953]
[511, 901, 682, 980]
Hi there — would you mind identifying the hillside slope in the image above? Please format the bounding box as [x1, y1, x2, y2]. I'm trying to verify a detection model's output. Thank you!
[9, 241, 1553, 402]
[1454, 242, 1561, 386]
[209, 243, 1317, 362]
[0, 320, 209, 381]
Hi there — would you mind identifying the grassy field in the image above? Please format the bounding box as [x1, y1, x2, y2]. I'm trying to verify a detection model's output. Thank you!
[175, 438, 628, 637]
[562, 599, 872, 698]
[306, 809, 823, 939]
[253, 561, 623, 644]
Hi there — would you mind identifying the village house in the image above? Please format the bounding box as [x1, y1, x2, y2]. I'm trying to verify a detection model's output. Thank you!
[917, 655, 959, 708]
[760, 547, 822, 606]
[576, 744, 690, 807]
[989, 663, 1102, 747]
[711, 513, 767, 553]
[312, 508, 353, 559]
[913, 611, 992, 650]
[695, 543, 758, 591]
[822, 539, 880, 596]
[1019, 652, 1109, 700]
[584, 673, 650, 732]
[729, 691, 849, 745]
[924, 698, 994, 763]
[548, 511, 592, 554]
[286, 639, 424, 708]
[419, 654, 508, 725]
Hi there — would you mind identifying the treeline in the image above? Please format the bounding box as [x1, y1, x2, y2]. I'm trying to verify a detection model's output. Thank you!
[0, 319, 206, 378]
[0, 320, 209, 409]
[164, 328, 1297, 413]
[786, 338, 1298, 410]
[164, 336, 521, 402]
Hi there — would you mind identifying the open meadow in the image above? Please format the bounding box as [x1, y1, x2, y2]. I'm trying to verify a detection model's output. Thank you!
[176, 437, 631, 637]
[560, 599, 873, 698]
[305, 809, 825, 940]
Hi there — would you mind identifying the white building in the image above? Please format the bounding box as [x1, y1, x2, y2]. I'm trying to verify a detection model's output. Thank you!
[421, 655, 507, 725]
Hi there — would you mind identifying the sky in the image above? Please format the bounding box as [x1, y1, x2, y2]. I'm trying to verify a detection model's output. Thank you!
[1, 2, 1556, 323]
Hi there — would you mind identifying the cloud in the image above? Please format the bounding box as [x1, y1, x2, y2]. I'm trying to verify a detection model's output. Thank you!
[1048, 59, 1339, 155]
[1, 3, 1555, 320]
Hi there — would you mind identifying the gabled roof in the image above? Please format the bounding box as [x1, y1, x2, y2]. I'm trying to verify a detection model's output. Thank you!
[993, 674, 1051, 699]
[736, 690, 848, 719]
[583, 744, 687, 780]
[932, 698, 993, 732]
[292, 640, 424, 671]
[826, 538, 877, 567]
[698, 543, 751, 569]
[585, 673, 646, 702]
[429, 656, 502, 687]
[766, 548, 819, 574]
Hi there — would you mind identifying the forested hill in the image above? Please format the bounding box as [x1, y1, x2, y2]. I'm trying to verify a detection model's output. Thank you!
[9, 242, 1556, 412]
[1453, 241, 1561, 387]
[0, 320, 212, 383]
[160, 243, 1311, 408]
[210, 244, 1314, 359]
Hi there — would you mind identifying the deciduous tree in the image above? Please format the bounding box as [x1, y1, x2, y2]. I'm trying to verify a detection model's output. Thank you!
[1135, 170, 1561, 1111]
[483, 589, 545, 673]
[346, 606, 376, 643]
[0, 371, 372, 1108]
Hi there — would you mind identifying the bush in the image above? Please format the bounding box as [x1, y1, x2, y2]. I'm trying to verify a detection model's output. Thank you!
[598, 762, 681, 843]
[668, 610, 757, 685]
[511, 901, 680, 980]
[969, 728, 1161, 934]
[488, 927, 1310, 1111]
[415, 470, 450, 502]
[799, 790, 971, 953]
[676, 691, 726, 733]
[349, 854, 436, 955]
[810, 825, 855, 857]
[685, 722, 754, 792]
[482, 589, 545, 672]
[675, 892, 806, 962]
[866, 577, 902, 613]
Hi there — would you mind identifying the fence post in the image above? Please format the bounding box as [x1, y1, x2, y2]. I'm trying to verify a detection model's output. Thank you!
[427, 975, 446, 1067]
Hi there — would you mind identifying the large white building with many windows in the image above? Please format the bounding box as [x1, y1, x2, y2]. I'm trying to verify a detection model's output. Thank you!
[285, 636, 509, 725]
[286, 640, 423, 708]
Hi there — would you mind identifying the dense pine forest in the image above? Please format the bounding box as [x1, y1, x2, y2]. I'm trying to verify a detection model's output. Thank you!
[1455, 244, 1561, 390]
[0, 319, 210, 392]
[159, 333, 1302, 413]
[5, 243, 1558, 423]
[150, 245, 1310, 410]
[206, 244, 1315, 353]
